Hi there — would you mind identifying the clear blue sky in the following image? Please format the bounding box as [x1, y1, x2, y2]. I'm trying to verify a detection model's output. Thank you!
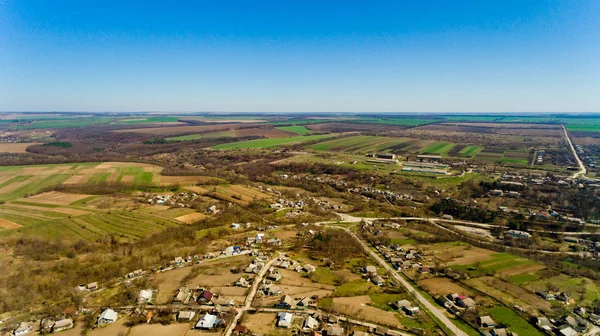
[1, 0, 599, 112]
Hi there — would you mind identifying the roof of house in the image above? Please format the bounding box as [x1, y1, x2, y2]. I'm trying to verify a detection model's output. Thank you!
[196, 314, 218, 329]
[395, 299, 412, 309]
[178, 311, 195, 320]
[99, 309, 117, 321]
[303, 316, 319, 329]
[480, 316, 495, 326]
[277, 312, 293, 327]
[280, 295, 294, 305]
[53, 319, 73, 329]
[559, 327, 578, 336]
[200, 290, 214, 301]
[328, 326, 345, 336]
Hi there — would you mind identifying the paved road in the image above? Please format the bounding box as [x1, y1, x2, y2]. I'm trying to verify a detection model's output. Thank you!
[563, 124, 587, 178]
[223, 256, 279, 336]
[329, 225, 466, 336]
[333, 213, 599, 236]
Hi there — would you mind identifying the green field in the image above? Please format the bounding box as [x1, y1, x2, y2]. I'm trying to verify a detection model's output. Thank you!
[510, 273, 539, 285]
[499, 158, 529, 165]
[459, 145, 484, 157]
[166, 131, 236, 141]
[9, 117, 115, 130]
[333, 280, 380, 297]
[307, 135, 410, 153]
[211, 134, 335, 149]
[418, 141, 456, 155]
[489, 306, 544, 336]
[115, 117, 180, 124]
[275, 125, 312, 135]
[0, 162, 163, 202]
[451, 253, 536, 276]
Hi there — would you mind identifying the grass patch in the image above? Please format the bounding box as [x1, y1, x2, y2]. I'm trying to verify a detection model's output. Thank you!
[418, 141, 456, 155]
[510, 273, 539, 285]
[489, 306, 544, 336]
[333, 280, 380, 297]
[459, 145, 484, 157]
[368, 293, 407, 311]
[275, 125, 312, 135]
[309, 267, 341, 286]
[212, 134, 335, 149]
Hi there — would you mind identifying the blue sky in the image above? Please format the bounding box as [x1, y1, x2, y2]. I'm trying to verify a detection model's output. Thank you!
[1, 0, 599, 112]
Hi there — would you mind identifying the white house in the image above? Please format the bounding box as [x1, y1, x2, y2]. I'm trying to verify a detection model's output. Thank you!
[277, 312, 293, 328]
[138, 289, 153, 304]
[98, 309, 118, 325]
[196, 314, 218, 329]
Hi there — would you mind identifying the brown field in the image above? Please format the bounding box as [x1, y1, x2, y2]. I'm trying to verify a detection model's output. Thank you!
[175, 212, 207, 223]
[418, 277, 476, 297]
[3, 203, 90, 216]
[89, 319, 130, 336]
[113, 124, 240, 135]
[496, 263, 546, 278]
[272, 229, 300, 241]
[279, 269, 335, 289]
[184, 186, 211, 194]
[0, 179, 35, 194]
[129, 323, 190, 336]
[63, 174, 92, 184]
[189, 272, 241, 287]
[0, 142, 40, 153]
[429, 244, 495, 266]
[333, 296, 401, 327]
[465, 276, 551, 313]
[244, 313, 278, 334]
[154, 267, 193, 304]
[158, 175, 217, 185]
[0, 218, 22, 229]
[26, 191, 93, 205]
[120, 175, 135, 183]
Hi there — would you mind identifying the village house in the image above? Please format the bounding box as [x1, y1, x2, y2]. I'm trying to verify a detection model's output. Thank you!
[303, 315, 319, 330]
[327, 326, 345, 336]
[198, 290, 214, 304]
[393, 299, 419, 315]
[13, 322, 32, 336]
[277, 312, 293, 328]
[138, 289, 153, 304]
[177, 311, 196, 322]
[234, 277, 249, 287]
[479, 316, 496, 328]
[52, 318, 74, 332]
[196, 314, 219, 329]
[97, 309, 118, 325]
[275, 295, 295, 309]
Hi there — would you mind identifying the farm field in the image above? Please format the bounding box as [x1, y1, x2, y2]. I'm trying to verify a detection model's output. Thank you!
[272, 152, 402, 175]
[114, 116, 182, 124]
[166, 131, 237, 141]
[418, 141, 456, 155]
[0, 162, 217, 203]
[458, 145, 484, 157]
[307, 135, 412, 153]
[0, 142, 41, 153]
[185, 184, 271, 205]
[211, 134, 335, 150]
[275, 125, 312, 135]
